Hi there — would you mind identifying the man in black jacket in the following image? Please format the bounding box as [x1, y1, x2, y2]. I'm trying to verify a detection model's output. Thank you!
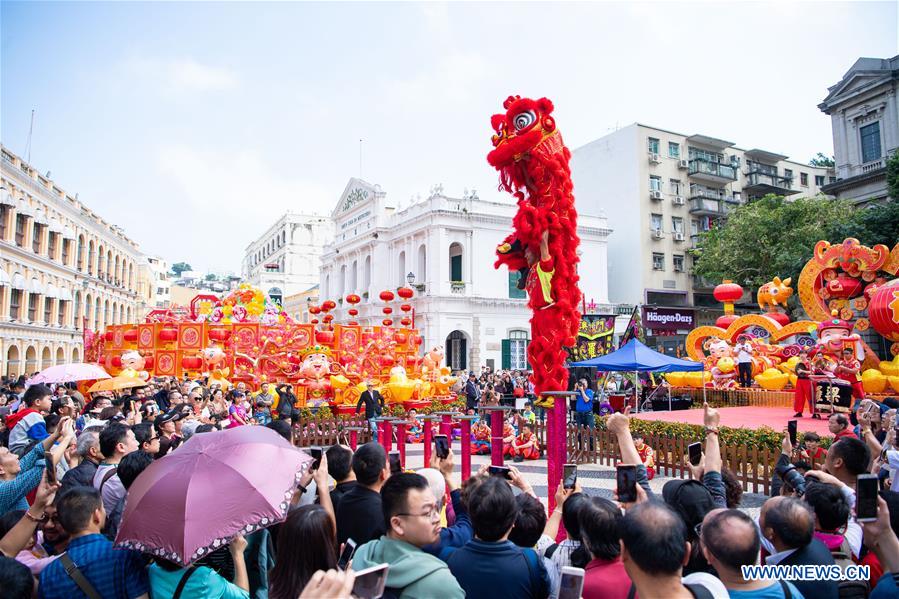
[464, 373, 481, 412]
[59, 426, 104, 495]
[356, 380, 384, 434]
[759, 496, 838, 599]
[326, 444, 357, 510]
[335, 442, 389, 545]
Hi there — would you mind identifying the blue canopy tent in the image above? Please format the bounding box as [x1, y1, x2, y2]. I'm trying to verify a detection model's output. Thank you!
[571, 339, 705, 412]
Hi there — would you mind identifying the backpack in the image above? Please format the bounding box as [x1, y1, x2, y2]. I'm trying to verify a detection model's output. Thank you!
[831, 540, 868, 599]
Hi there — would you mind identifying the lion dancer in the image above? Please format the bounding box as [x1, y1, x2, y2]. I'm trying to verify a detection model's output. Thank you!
[487, 95, 582, 510]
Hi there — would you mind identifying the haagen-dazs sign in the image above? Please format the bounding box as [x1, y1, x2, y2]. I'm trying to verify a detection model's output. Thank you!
[643, 307, 695, 331]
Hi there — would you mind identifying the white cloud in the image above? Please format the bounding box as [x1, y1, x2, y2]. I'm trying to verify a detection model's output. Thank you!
[151, 144, 332, 270]
[122, 56, 238, 95]
[167, 58, 238, 92]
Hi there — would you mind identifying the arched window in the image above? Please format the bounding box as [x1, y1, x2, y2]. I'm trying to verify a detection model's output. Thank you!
[339, 265, 346, 298]
[84, 295, 92, 330]
[73, 291, 81, 329]
[363, 256, 371, 294]
[417, 244, 426, 283]
[449, 243, 463, 282]
[350, 260, 358, 293]
[398, 251, 406, 287]
[77, 235, 85, 271]
[97, 245, 105, 277]
[87, 240, 95, 275]
[55, 347, 64, 366]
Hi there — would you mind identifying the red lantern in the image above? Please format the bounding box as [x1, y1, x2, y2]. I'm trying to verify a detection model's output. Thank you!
[311, 318, 319, 325]
[123, 328, 139, 342]
[323, 314, 334, 323]
[400, 317, 412, 327]
[379, 290, 395, 302]
[397, 287, 414, 300]
[111, 355, 123, 368]
[869, 279, 899, 342]
[382, 307, 393, 315]
[379, 354, 395, 367]
[346, 294, 361, 305]
[348, 308, 359, 317]
[713, 280, 744, 316]
[104, 331, 114, 342]
[400, 303, 412, 313]
[208, 328, 230, 342]
[826, 275, 863, 299]
[181, 356, 203, 370]
[382, 319, 393, 327]
[394, 333, 407, 344]
[158, 327, 177, 342]
[315, 330, 335, 344]
[321, 300, 336, 311]
[308, 305, 321, 315]
[763, 312, 791, 326]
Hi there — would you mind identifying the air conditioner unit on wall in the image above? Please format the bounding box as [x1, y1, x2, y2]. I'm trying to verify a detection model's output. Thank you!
[650, 190, 663, 200]
[678, 159, 689, 169]
[649, 153, 661, 164]
[652, 229, 665, 239]
[674, 232, 685, 241]
[673, 196, 685, 205]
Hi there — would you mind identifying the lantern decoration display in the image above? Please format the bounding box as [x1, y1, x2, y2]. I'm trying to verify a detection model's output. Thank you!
[400, 317, 412, 327]
[383, 319, 393, 327]
[713, 280, 744, 329]
[321, 300, 337, 312]
[382, 307, 393, 315]
[379, 290, 395, 303]
[348, 308, 359, 317]
[869, 279, 899, 342]
[323, 314, 334, 324]
[346, 294, 361, 306]
[397, 287, 414, 300]
[400, 303, 412, 313]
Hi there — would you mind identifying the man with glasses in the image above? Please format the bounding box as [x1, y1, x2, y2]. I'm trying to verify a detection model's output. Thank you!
[353, 473, 464, 598]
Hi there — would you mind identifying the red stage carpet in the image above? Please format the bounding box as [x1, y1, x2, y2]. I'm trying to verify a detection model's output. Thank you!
[634, 406, 832, 436]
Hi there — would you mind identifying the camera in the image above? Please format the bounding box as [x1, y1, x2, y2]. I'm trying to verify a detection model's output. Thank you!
[775, 463, 807, 497]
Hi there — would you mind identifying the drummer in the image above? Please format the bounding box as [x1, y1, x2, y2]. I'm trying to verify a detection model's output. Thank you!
[835, 347, 864, 402]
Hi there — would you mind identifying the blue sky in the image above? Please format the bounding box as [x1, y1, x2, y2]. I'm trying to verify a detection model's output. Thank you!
[2, 1, 896, 272]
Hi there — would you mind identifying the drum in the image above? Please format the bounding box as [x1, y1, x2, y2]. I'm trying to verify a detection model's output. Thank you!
[810, 376, 853, 414]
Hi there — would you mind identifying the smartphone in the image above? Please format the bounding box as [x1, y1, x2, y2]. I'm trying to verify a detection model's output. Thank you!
[309, 446, 322, 470]
[488, 465, 513, 479]
[434, 435, 449, 459]
[616, 465, 637, 503]
[558, 566, 586, 599]
[388, 451, 402, 475]
[856, 474, 879, 522]
[787, 420, 798, 447]
[43, 452, 57, 484]
[351, 562, 389, 599]
[337, 538, 357, 570]
[563, 463, 577, 489]
[688, 442, 702, 467]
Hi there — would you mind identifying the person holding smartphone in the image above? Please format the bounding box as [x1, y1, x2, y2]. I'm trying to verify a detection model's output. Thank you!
[352, 473, 464, 598]
[573, 379, 595, 434]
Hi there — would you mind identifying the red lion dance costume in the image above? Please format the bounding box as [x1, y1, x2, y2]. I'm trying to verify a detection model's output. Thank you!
[488, 96, 582, 511]
[487, 95, 582, 407]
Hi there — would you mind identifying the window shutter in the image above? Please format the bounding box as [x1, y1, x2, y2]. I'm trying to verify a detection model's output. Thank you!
[501, 339, 511, 370]
[508, 272, 526, 299]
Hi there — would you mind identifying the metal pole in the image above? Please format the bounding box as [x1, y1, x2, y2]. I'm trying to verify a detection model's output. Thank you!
[422, 416, 434, 467]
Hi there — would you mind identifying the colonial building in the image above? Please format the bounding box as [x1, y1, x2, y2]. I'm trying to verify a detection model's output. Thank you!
[571, 124, 832, 354]
[319, 179, 612, 372]
[242, 212, 331, 304]
[1, 145, 146, 377]
[819, 55, 899, 204]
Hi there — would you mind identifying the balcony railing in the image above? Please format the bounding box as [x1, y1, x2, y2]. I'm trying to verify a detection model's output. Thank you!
[450, 281, 466, 294]
[743, 172, 797, 196]
[689, 187, 727, 202]
[689, 198, 731, 217]
[689, 159, 738, 182]
[860, 158, 885, 174]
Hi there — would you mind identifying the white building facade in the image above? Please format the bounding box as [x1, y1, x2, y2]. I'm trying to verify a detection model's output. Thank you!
[1, 146, 146, 377]
[819, 55, 899, 205]
[571, 124, 832, 354]
[242, 212, 331, 304]
[319, 178, 612, 372]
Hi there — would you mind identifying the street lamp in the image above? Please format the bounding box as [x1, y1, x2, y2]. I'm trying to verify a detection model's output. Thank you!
[406, 272, 415, 286]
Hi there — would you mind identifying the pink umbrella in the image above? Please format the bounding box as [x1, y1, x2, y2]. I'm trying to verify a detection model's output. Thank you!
[116, 426, 310, 565]
[27, 362, 111, 385]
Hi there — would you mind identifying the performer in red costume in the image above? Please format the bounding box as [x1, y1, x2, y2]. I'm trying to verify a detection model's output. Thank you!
[793, 349, 816, 418]
[835, 347, 865, 401]
[470, 420, 491, 455]
[510, 424, 540, 461]
[488, 96, 582, 409]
